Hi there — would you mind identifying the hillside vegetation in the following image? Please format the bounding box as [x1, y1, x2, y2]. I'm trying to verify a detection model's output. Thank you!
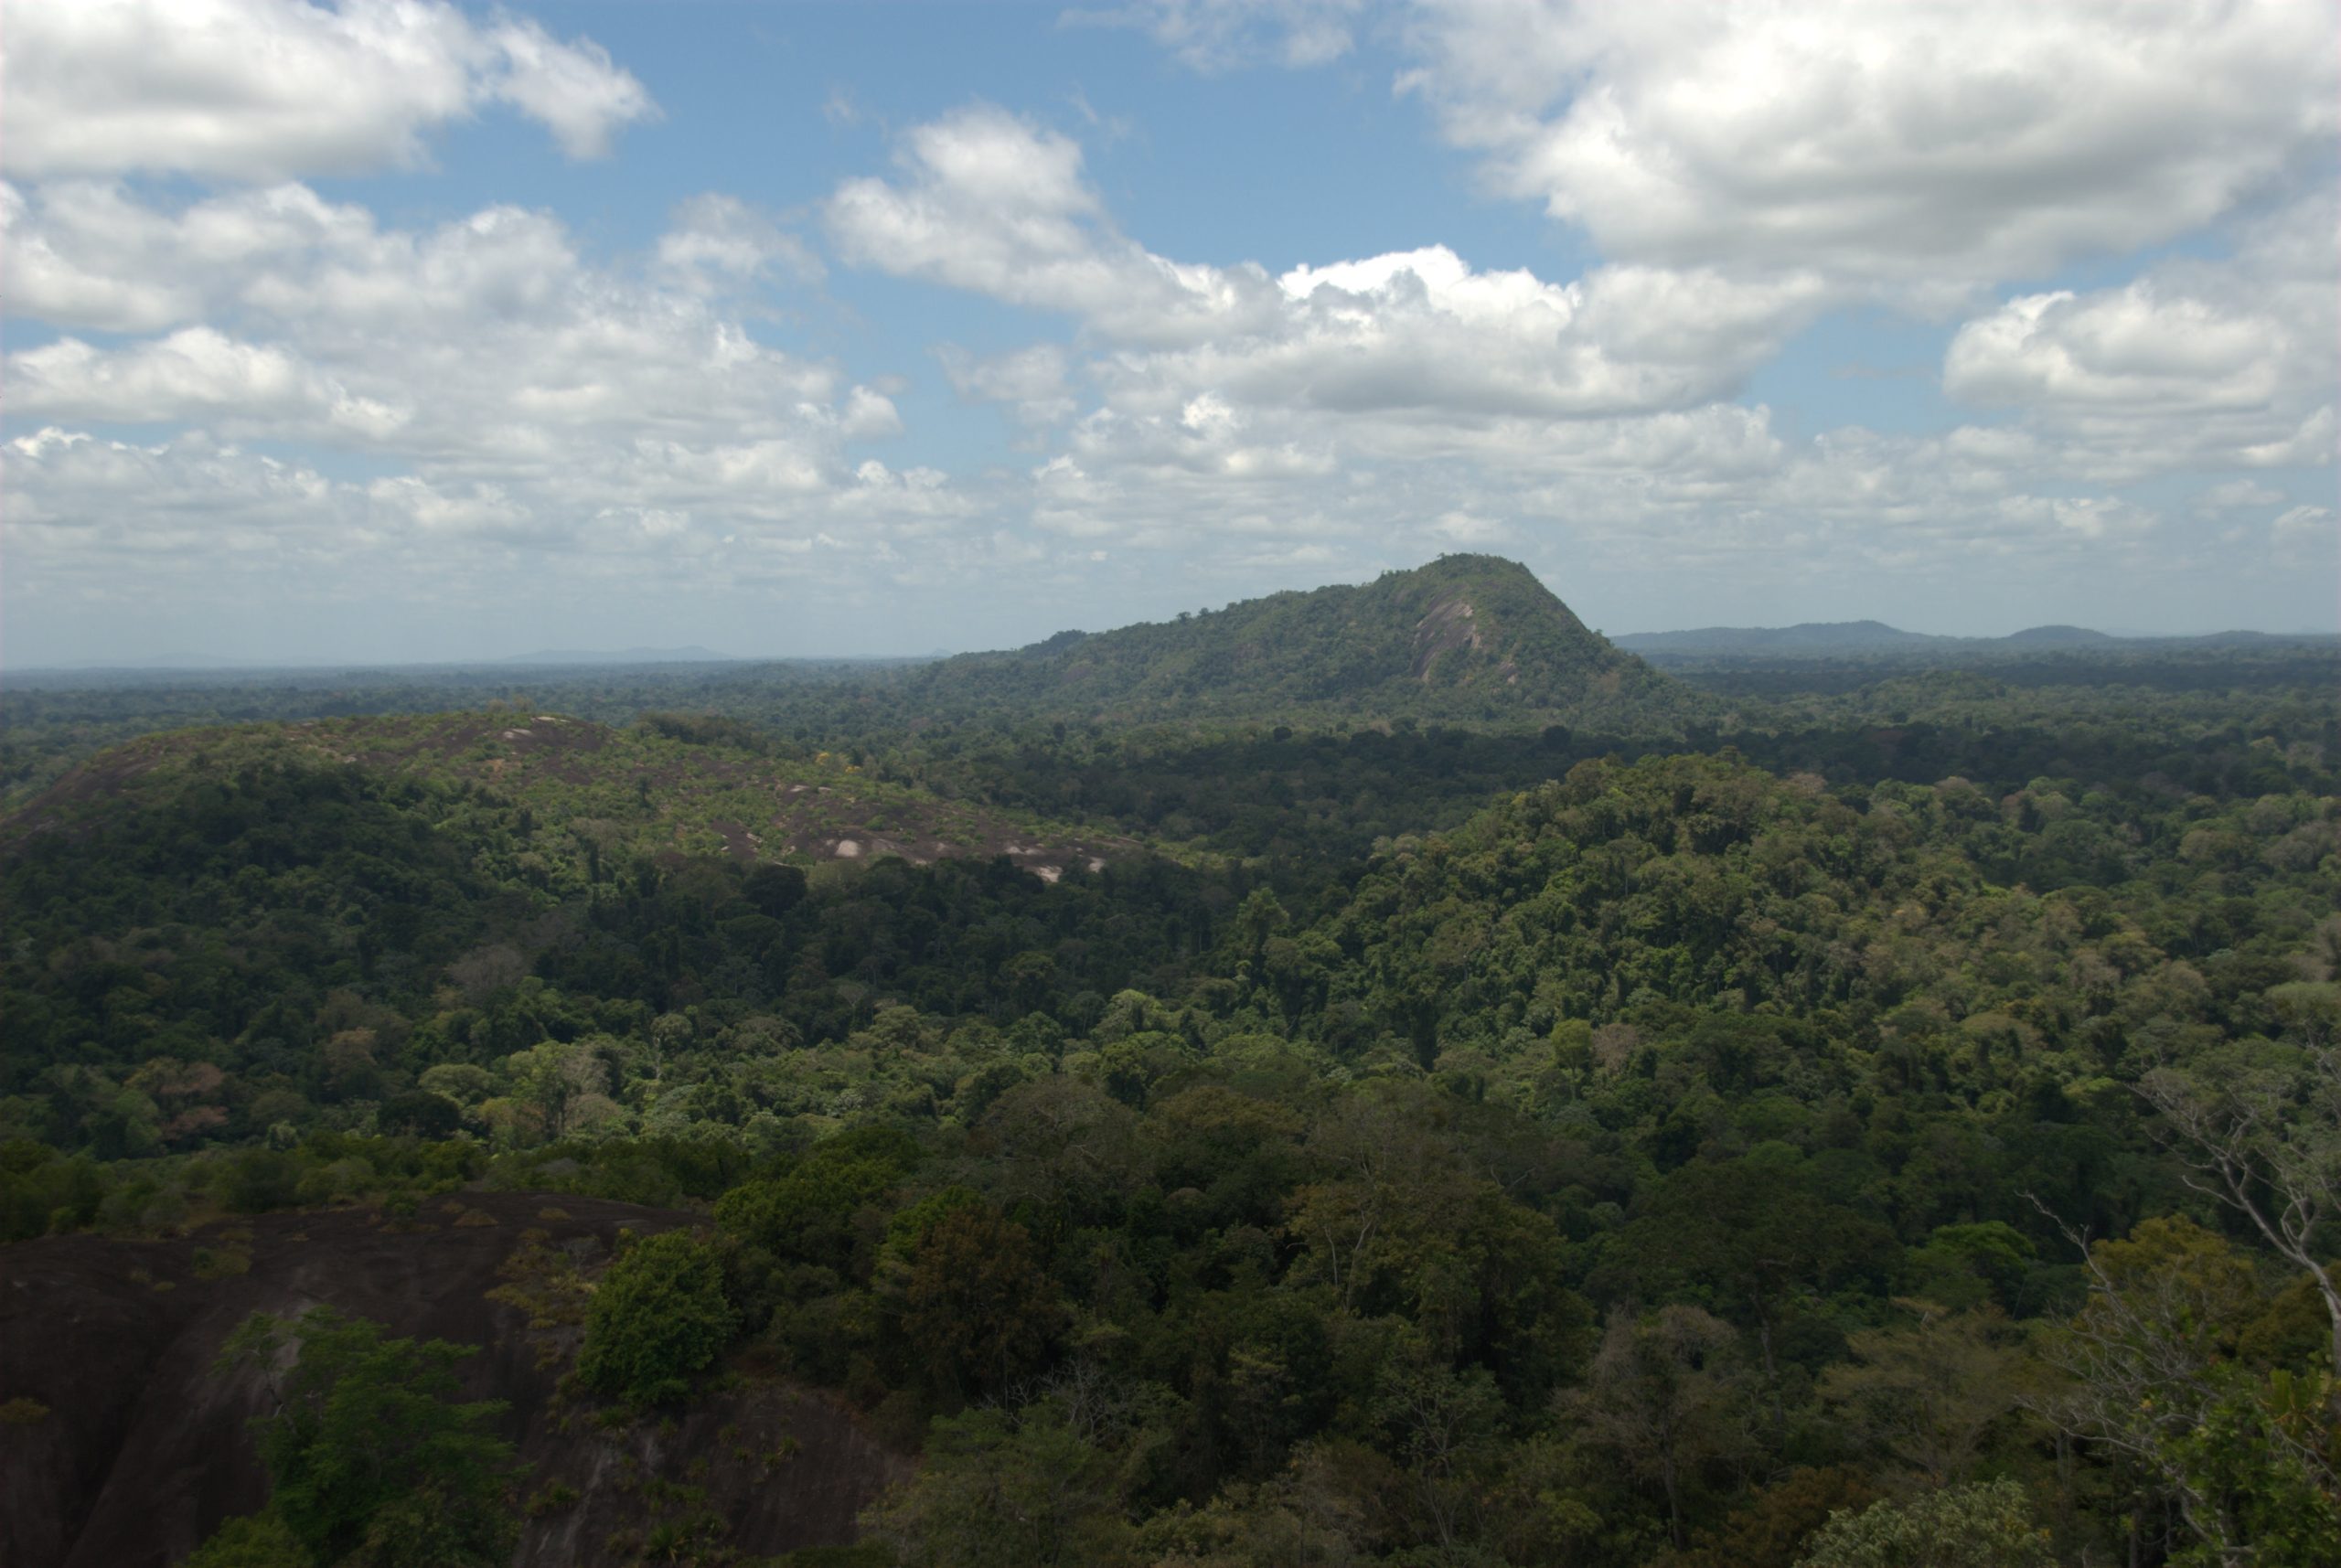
[893, 555, 1713, 729]
[5, 709, 1131, 887]
[5, 564, 2339, 1568]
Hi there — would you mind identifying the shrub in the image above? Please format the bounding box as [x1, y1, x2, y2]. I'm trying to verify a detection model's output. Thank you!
[185, 1510, 308, 1567]
[577, 1230, 737, 1406]
[218, 1309, 518, 1568]
[219, 1148, 303, 1214]
[898, 1205, 1061, 1397]
[379, 1090, 462, 1139]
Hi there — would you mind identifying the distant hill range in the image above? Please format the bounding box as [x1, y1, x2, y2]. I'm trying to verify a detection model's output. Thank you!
[1614, 622, 2328, 657]
[499, 645, 735, 665]
[899, 554, 1715, 730]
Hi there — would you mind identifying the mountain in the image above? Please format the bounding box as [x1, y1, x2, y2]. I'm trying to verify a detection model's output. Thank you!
[497, 645, 733, 665]
[1614, 621, 1953, 655]
[897, 554, 1712, 730]
[2152, 628, 2339, 646]
[2002, 624, 2115, 646]
[1618, 621, 2334, 659]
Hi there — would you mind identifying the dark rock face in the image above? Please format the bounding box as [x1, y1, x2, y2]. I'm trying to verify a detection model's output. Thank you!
[2, 1192, 906, 1568]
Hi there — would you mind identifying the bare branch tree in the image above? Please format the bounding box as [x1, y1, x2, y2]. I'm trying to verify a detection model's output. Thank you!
[2025, 1200, 2244, 1566]
[2135, 1036, 2341, 1381]
[2023, 1193, 2341, 1568]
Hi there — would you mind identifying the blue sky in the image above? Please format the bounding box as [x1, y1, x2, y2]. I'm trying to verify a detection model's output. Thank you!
[5, 0, 2334, 665]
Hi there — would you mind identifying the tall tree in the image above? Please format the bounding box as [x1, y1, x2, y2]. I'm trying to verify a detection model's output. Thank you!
[1558, 1305, 1751, 1550]
[1792, 1478, 2052, 1568]
[2137, 1025, 2341, 1382]
[2037, 1216, 2341, 1568]
[217, 1309, 517, 1568]
[897, 1205, 1063, 1398]
[576, 1229, 738, 1406]
[1817, 1300, 2031, 1485]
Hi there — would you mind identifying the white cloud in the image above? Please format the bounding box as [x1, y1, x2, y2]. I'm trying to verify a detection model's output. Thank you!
[833, 111, 1823, 424]
[1, 180, 375, 334]
[5, 427, 347, 556]
[5, 187, 856, 463]
[1942, 194, 2337, 475]
[485, 14, 657, 159]
[367, 475, 536, 540]
[1947, 288, 2281, 411]
[1431, 509, 1513, 545]
[1064, 0, 1369, 71]
[1245, 249, 1823, 417]
[2197, 480, 2286, 513]
[807, 102, 2324, 615]
[10, 328, 408, 437]
[2273, 504, 2334, 541]
[986, 385, 2239, 619]
[2, 178, 959, 600]
[7, 7, 2333, 655]
[940, 344, 1079, 429]
[1396, 0, 2337, 292]
[1, 0, 656, 179]
[827, 105, 1282, 347]
[657, 195, 823, 292]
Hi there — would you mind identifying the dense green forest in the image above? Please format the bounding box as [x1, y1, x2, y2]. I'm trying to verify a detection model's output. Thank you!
[5, 560, 2337, 1568]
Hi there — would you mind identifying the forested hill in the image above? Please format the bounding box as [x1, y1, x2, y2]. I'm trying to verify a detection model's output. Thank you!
[0, 710, 1133, 886]
[896, 554, 1715, 730]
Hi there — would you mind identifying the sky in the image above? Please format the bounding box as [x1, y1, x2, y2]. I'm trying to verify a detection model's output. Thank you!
[4, 0, 2336, 667]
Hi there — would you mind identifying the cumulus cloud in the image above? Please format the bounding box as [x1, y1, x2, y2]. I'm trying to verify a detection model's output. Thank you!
[657, 195, 823, 292]
[833, 109, 1824, 425]
[1246, 250, 1823, 417]
[10, 328, 408, 437]
[4, 187, 850, 461]
[8, 5, 2332, 655]
[2197, 480, 2286, 514]
[1065, 0, 1370, 71]
[940, 344, 1080, 429]
[2, 0, 656, 179]
[1943, 194, 2337, 475]
[485, 12, 658, 159]
[0, 179, 370, 333]
[2270, 506, 2333, 555]
[1431, 509, 1515, 545]
[818, 110, 1828, 572]
[5, 428, 350, 574]
[828, 105, 1282, 347]
[365, 475, 537, 541]
[805, 100, 2328, 626]
[1946, 288, 2283, 411]
[1396, 0, 2336, 291]
[2, 178, 955, 605]
[989, 387, 2229, 629]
